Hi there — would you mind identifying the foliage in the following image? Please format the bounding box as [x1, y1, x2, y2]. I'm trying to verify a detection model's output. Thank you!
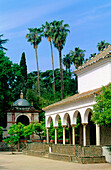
[23, 123, 34, 137]
[97, 40, 110, 51]
[26, 89, 41, 109]
[0, 50, 24, 126]
[20, 52, 27, 83]
[91, 84, 111, 127]
[34, 120, 46, 139]
[26, 27, 43, 97]
[27, 68, 77, 108]
[3, 123, 34, 151]
[0, 126, 3, 141]
[0, 126, 3, 136]
[51, 20, 70, 99]
[0, 34, 8, 51]
[42, 21, 55, 94]
[70, 47, 86, 68]
[63, 53, 72, 77]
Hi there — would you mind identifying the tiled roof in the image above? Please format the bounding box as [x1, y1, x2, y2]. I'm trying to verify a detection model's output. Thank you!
[43, 87, 101, 111]
[74, 45, 111, 73]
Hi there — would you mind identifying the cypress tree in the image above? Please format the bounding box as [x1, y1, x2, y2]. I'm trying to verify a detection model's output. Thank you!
[20, 52, 27, 83]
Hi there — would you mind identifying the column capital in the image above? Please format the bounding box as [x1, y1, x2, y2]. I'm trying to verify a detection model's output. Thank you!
[82, 123, 88, 126]
[54, 126, 58, 129]
[96, 124, 100, 127]
[62, 125, 66, 128]
[71, 124, 76, 127]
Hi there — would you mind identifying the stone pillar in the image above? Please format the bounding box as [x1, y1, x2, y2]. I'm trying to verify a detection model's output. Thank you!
[47, 128, 49, 143]
[72, 124, 76, 145]
[83, 123, 87, 146]
[55, 127, 58, 144]
[63, 126, 66, 145]
[96, 124, 100, 146]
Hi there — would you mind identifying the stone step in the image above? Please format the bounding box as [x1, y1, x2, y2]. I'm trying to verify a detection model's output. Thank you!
[48, 153, 78, 162]
[77, 156, 106, 164]
[43, 154, 49, 159]
[23, 150, 46, 157]
[48, 152, 106, 164]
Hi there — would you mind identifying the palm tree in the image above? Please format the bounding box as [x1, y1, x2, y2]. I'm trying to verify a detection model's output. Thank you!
[63, 53, 72, 78]
[71, 47, 86, 68]
[26, 28, 43, 97]
[97, 40, 110, 51]
[51, 20, 70, 99]
[0, 34, 8, 51]
[42, 22, 55, 94]
[90, 53, 96, 58]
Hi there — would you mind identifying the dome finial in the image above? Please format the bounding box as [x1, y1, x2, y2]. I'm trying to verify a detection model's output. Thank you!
[20, 90, 23, 99]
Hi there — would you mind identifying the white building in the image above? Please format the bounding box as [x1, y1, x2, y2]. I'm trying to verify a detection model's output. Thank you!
[43, 45, 111, 146]
[4, 91, 40, 139]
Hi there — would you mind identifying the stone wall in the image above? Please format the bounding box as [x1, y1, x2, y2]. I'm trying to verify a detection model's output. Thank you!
[100, 126, 111, 145]
[24, 143, 105, 163]
[27, 143, 49, 153]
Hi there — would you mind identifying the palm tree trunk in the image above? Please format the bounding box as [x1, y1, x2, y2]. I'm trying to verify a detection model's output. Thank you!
[59, 48, 64, 100]
[35, 48, 40, 97]
[50, 41, 55, 95]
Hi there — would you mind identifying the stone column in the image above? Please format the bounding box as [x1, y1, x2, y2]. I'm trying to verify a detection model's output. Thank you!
[72, 124, 76, 145]
[55, 127, 58, 144]
[83, 123, 87, 146]
[47, 128, 49, 144]
[63, 126, 66, 145]
[96, 124, 100, 146]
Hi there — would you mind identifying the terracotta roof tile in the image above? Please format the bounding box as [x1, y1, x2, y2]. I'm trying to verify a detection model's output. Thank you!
[74, 45, 111, 73]
[43, 87, 101, 111]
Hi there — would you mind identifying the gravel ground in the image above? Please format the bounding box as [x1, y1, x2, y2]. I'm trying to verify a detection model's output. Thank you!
[0, 152, 111, 170]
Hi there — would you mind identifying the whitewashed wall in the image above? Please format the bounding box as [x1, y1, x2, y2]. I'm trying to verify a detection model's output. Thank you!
[77, 58, 111, 93]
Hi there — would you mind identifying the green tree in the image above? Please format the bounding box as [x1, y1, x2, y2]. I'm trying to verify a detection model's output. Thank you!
[4, 123, 34, 151]
[23, 123, 34, 138]
[42, 22, 55, 94]
[90, 53, 96, 59]
[0, 50, 24, 126]
[26, 89, 41, 110]
[0, 34, 8, 51]
[34, 121, 45, 139]
[26, 28, 43, 97]
[97, 40, 110, 51]
[20, 52, 27, 83]
[4, 123, 25, 151]
[51, 20, 70, 100]
[63, 53, 72, 78]
[0, 126, 3, 141]
[71, 47, 86, 68]
[91, 84, 111, 127]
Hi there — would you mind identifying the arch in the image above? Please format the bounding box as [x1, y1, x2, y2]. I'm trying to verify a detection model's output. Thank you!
[72, 110, 79, 125]
[86, 112, 96, 145]
[63, 113, 71, 126]
[84, 108, 92, 123]
[16, 115, 29, 126]
[15, 113, 31, 123]
[75, 112, 83, 145]
[46, 116, 53, 128]
[54, 114, 61, 127]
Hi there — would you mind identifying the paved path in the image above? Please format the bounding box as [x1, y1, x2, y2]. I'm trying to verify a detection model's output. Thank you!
[0, 152, 111, 170]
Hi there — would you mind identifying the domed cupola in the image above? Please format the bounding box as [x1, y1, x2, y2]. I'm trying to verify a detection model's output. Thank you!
[12, 91, 31, 111]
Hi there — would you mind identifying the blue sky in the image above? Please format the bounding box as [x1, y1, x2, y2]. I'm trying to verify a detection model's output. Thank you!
[1, 0, 111, 73]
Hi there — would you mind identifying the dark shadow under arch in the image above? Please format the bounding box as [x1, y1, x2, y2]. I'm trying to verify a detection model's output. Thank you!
[87, 112, 96, 145]
[17, 115, 29, 126]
